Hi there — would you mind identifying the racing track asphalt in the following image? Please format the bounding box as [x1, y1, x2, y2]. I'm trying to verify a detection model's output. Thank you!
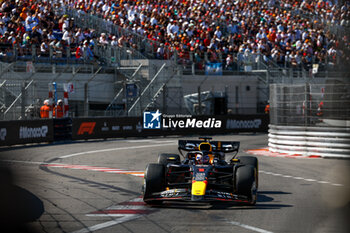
[0, 134, 349, 233]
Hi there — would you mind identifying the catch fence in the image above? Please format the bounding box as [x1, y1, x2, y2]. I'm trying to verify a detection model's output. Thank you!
[270, 82, 350, 127]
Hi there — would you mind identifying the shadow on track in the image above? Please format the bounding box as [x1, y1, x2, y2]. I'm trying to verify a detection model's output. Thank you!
[39, 160, 141, 196]
[0, 166, 44, 233]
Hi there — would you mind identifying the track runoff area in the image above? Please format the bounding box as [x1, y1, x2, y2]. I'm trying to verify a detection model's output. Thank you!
[0, 134, 349, 233]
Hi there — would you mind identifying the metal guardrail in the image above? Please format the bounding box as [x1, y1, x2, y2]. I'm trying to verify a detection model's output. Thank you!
[268, 124, 350, 158]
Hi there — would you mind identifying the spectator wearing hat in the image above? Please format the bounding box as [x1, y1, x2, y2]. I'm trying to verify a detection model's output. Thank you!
[111, 36, 118, 46]
[53, 99, 64, 118]
[40, 99, 51, 118]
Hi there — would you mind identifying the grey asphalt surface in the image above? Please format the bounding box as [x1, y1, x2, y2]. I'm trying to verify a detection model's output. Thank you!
[0, 134, 349, 233]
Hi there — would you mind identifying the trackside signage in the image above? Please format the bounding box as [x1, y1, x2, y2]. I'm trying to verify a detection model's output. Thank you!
[143, 110, 222, 129]
[163, 117, 222, 128]
[72, 118, 145, 140]
[0, 119, 53, 147]
[20, 126, 48, 139]
[226, 119, 262, 129]
[72, 114, 268, 140]
[0, 116, 268, 145]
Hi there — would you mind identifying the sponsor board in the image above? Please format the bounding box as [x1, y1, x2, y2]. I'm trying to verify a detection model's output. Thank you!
[0, 115, 268, 145]
[226, 119, 262, 129]
[0, 120, 53, 147]
[73, 114, 268, 140]
[163, 117, 222, 129]
[143, 110, 223, 130]
[19, 126, 48, 139]
[73, 118, 151, 140]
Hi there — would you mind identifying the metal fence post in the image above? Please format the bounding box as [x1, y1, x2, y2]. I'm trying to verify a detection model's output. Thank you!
[32, 45, 36, 61]
[190, 52, 195, 75]
[84, 83, 89, 116]
[21, 82, 26, 119]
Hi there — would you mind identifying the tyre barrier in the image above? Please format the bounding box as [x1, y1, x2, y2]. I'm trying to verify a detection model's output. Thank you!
[268, 124, 350, 158]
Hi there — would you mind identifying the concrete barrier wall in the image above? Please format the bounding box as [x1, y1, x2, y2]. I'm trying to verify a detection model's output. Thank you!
[268, 124, 350, 158]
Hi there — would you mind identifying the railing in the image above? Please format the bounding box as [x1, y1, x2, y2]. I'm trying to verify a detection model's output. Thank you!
[128, 63, 167, 116]
[105, 64, 144, 116]
[0, 79, 36, 120]
[178, 50, 347, 76]
[0, 43, 148, 66]
[1, 41, 347, 77]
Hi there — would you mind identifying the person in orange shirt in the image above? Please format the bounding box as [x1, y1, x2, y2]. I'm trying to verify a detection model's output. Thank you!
[265, 103, 270, 114]
[40, 99, 51, 118]
[53, 99, 64, 118]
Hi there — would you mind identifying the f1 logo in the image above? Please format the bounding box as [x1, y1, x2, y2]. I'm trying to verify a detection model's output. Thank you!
[77, 122, 96, 135]
[143, 110, 161, 129]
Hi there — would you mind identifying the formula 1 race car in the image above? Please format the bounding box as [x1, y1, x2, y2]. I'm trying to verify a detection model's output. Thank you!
[142, 137, 258, 205]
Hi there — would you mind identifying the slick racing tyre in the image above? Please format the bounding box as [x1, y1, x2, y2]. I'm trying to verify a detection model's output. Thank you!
[236, 165, 257, 205]
[143, 163, 165, 205]
[158, 153, 181, 165]
[237, 156, 259, 189]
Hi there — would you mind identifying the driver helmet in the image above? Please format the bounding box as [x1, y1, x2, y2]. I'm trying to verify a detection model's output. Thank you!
[195, 153, 210, 164]
[203, 155, 210, 164]
[195, 153, 203, 164]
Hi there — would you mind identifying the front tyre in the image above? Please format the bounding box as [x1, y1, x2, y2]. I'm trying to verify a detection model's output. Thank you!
[237, 156, 258, 189]
[143, 163, 165, 205]
[236, 165, 257, 205]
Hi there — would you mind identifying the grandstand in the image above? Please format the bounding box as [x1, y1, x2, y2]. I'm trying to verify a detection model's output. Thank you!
[0, 0, 349, 120]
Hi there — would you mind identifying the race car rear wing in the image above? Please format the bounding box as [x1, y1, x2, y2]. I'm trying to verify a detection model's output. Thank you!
[178, 140, 240, 153]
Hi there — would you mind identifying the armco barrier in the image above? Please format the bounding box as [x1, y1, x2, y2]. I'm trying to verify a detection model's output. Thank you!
[0, 119, 54, 147]
[0, 115, 268, 147]
[268, 124, 350, 158]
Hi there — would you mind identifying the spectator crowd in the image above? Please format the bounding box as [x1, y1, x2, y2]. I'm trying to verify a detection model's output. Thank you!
[0, 0, 349, 71]
[0, 0, 114, 61]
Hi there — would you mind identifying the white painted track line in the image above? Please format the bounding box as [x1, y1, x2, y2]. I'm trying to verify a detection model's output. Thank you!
[228, 220, 274, 233]
[71, 215, 141, 233]
[59, 142, 176, 159]
[259, 170, 344, 187]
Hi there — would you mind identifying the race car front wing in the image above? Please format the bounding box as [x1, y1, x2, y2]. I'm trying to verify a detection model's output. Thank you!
[144, 188, 251, 203]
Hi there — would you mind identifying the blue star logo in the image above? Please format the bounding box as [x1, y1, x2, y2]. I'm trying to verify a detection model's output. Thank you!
[143, 110, 162, 129]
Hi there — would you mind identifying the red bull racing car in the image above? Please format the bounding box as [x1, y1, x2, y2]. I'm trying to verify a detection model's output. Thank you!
[142, 137, 258, 205]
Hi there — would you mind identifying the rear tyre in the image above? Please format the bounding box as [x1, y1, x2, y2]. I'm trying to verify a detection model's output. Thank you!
[143, 163, 165, 205]
[237, 156, 258, 188]
[236, 165, 257, 205]
[158, 153, 181, 165]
